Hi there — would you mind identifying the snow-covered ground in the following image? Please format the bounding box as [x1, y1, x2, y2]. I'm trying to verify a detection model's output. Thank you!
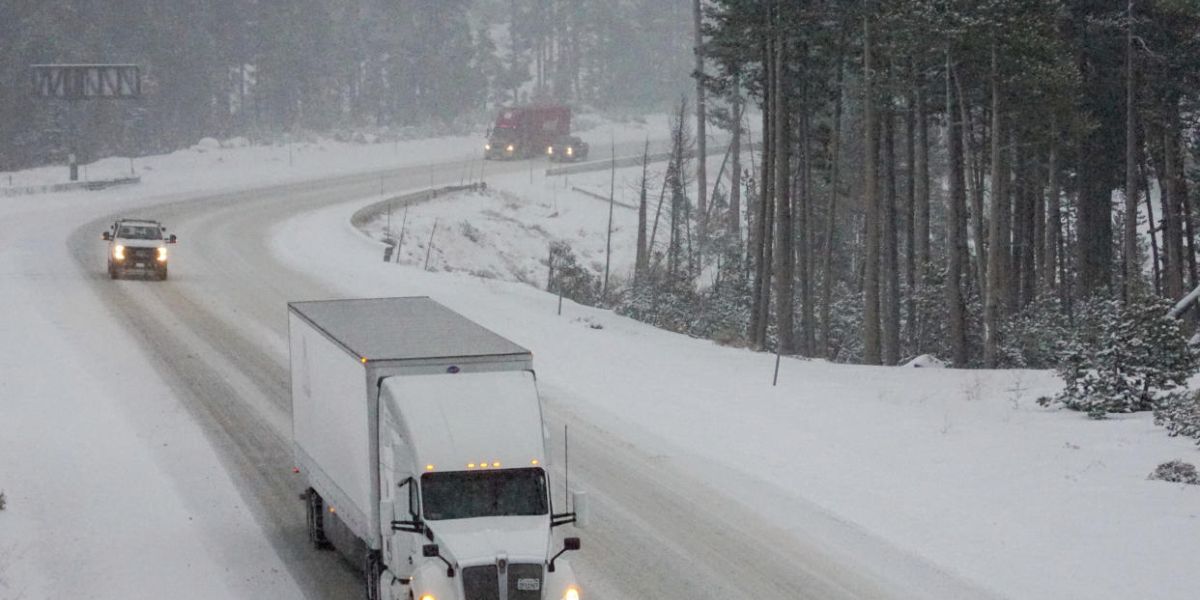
[0, 114, 676, 599]
[1, 112, 1197, 599]
[293, 175, 1200, 599]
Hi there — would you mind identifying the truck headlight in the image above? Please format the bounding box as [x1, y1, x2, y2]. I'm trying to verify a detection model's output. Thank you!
[419, 595, 436, 600]
[156, 247, 168, 262]
[506, 144, 515, 153]
[563, 587, 580, 600]
[566, 147, 574, 156]
[113, 245, 125, 260]
[485, 143, 491, 151]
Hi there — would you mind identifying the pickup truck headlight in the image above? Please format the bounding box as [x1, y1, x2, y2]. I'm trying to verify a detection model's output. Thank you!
[419, 595, 436, 600]
[113, 245, 125, 260]
[506, 144, 515, 153]
[566, 147, 574, 156]
[485, 143, 491, 151]
[564, 587, 580, 600]
[156, 247, 168, 262]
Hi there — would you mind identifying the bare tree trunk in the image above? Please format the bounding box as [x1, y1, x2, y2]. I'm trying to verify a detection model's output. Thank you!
[799, 105, 815, 355]
[729, 89, 743, 245]
[862, 18, 881, 365]
[1162, 110, 1185, 299]
[1044, 120, 1061, 295]
[750, 23, 774, 349]
[1142, 160, 1161, 295]
[773, 30, 794, 355]
[945, 49, 968, 367]
[882, 107, 901, 364]
[636, 140, 650, 283]
[983, 41, 1007, 367]
[1032, 158, 1044, 300]
[1123, 1, 1140, 300]
[821, 35, 846, 358]
[954, 72, 987, 301]
[915, 76, 930, 281]
[693, 0, 708, 253]
[904, 75, 917, 344]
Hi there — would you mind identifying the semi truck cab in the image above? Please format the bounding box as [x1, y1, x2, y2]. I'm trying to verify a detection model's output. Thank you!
[379, 372, 584, 600]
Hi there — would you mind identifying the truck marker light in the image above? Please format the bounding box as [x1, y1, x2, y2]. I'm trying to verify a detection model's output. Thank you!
[467, 463, 476, 469]
[292, 467, 300, 474]
[360, 357, 368, 364]
[531, 459, 539, 466]
[425, 464, 435, 471]
[492, 462, 500, 468]
[329, 506, 336, 514]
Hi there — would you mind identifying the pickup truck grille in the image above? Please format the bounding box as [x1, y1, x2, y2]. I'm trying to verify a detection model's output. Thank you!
[126, 247, 157, 261]
[462, 563, 544, 600]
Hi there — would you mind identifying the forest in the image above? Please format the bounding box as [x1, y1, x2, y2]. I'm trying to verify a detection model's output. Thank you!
[0, 0, 694, 170]
[627, 0, 1200, 368]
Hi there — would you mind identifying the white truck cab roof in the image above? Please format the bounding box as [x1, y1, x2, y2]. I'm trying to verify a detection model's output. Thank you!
[382, 370, 546, 476]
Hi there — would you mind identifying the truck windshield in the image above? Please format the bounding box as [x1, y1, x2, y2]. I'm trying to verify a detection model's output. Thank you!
[421, 468, 548, 520]
[118, 225, 162, 240]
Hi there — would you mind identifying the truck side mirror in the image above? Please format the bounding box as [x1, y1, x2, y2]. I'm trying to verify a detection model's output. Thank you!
[548, 537, 581, 572]
[571, 491, 590, 529]
[423, 544, 455, 577]
[102, 231, 111, 241]
[168, 234, 177, 244]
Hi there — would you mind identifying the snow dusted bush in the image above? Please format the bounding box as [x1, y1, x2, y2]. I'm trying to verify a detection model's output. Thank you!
[0, 490, 6, 510]
[1148, 460, 1200, 485]
[617, 266, 699, 335]
[1155, 391, 1200, 446]
[547, 241, 600, 306]
[998, 295, 1072, 368]
[1053, 296, 1196, 419]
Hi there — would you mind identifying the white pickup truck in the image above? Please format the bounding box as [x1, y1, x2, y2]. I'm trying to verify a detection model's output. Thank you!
[101, 218, 176, 280]
[288, 297, 587, 600]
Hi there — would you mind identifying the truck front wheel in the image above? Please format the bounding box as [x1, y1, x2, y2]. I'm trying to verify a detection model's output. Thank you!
[305, 488, 333, 550]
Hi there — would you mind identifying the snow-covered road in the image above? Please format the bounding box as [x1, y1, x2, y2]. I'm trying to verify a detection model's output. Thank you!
[34, 155, 988, 599]
[4, 129, 1197, 599]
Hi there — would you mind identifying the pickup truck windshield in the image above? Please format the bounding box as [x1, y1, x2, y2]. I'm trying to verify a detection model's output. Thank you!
[421, 468, 548, 520]
[118, 225, 162, 240]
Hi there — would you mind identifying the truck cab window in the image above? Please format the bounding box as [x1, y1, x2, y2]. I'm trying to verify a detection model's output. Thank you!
[421, 468, 548, 521]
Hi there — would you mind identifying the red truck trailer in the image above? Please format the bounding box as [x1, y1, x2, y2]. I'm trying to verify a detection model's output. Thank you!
[484, 105, 571, 160]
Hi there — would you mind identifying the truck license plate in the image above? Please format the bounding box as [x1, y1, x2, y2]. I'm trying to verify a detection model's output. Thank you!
[516, 578, 540, 591]
[135, 262, 145, 268]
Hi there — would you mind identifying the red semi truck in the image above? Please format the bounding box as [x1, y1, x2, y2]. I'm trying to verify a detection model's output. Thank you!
[484, 105, 571, 160]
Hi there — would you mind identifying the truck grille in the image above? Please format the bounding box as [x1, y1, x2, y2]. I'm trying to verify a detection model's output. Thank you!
[126, 247, 157, 262]
[507, 564, 544, 600]
[461, 563, 544, 600]
[462, 565, 500, 600]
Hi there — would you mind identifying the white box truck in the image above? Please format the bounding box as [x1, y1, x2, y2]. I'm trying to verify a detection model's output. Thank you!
[288, 297, 587, 600]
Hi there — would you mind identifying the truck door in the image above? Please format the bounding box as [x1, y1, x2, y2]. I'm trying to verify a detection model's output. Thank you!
[379, 406, 420, 580]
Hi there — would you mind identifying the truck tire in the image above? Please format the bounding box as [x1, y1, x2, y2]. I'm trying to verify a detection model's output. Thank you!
[363, 549, 384, 600]
[108, 263, 119, 279]
[157, 267, 168, 281]
[305, 488, 333, 550]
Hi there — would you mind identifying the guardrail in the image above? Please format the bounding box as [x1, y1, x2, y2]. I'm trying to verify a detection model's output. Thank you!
[0, 175, 141, 197]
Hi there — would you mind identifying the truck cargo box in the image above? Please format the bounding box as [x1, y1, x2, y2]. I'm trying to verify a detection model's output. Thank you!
[287, 297, 532, 548]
